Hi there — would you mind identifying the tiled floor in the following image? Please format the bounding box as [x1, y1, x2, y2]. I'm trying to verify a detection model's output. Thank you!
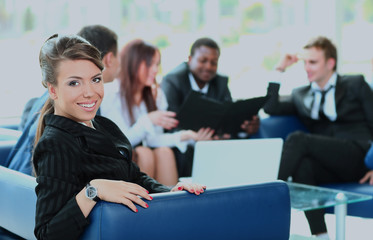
[290, 210, 373, 240]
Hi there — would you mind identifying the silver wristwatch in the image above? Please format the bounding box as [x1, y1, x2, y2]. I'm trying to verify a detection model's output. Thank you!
[85, 182, 100, 202]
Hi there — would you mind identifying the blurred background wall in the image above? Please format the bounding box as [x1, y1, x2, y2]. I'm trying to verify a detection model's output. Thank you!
[1, 0, 373, 120]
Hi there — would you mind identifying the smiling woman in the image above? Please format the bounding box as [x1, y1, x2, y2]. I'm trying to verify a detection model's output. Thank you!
[32, 34, 206, 240]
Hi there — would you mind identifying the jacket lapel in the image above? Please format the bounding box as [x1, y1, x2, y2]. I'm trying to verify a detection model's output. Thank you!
[334, 75, 346, 107]
[181, 63, 193, 97]
[84, 125, 126, 160]
[302, 87, 314, 111]
[206, 78, 216, 98]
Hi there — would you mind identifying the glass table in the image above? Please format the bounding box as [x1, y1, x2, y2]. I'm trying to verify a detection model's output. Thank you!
[287, 182, 372, 240]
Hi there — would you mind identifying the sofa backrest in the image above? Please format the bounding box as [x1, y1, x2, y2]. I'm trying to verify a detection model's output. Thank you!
[252, 115, 309, 139]
[81, 181, 291, 240]
[0, 128, 21, 141]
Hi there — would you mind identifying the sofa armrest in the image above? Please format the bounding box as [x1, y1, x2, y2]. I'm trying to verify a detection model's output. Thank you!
[0, 166, 37, 240]
[81, 181, 291, 240]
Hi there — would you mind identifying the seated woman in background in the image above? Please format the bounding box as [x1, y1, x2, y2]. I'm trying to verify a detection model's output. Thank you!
[33, 34, 205, 240]
[100, 39, 214, 186]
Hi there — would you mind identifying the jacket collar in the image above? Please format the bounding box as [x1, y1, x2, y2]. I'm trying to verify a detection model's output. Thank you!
[305, 73, 345, 105]
[44, 114, 92, 137]
[44, 114, 129, 159]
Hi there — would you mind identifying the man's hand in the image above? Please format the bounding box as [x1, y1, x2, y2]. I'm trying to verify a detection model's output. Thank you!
[241, 115, 260, 135]
[275, 53, 299, 72]
[212, 133, 231, 140]
[359, 170, 373, 185]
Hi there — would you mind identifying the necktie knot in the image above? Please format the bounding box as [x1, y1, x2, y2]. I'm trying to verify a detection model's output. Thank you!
[318, 85, 333, 96]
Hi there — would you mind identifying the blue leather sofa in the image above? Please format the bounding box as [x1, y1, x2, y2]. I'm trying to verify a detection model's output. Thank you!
[253, 115, 373, 218]
[0, 128, 21, 142]
[251, 115, 309, 140]
[0, 140, 291, 240]
[0, 128, 21, 168]
[0, 119, 20, 131]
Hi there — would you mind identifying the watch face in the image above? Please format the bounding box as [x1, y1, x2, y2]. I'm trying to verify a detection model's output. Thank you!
[86, 186, 97, 199]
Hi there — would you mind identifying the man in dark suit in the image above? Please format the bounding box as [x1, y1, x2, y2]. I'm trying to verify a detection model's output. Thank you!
[161, 37, 259, 135]
[161, 38, 232, 112]
[5, 25, 120, 175]
[264, 36, 373, 238]
[161, 38, 259, 176]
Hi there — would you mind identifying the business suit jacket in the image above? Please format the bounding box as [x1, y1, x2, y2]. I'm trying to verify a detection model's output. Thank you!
[264, 74, 373, 145]
[161, 62, 232, 113]
[33, 114, 169, 240]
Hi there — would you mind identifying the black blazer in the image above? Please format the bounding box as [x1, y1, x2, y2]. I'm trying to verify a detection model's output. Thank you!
[33, 114, 169, 240]
[264, 74, 373, 144]
[161, 62, 232, 113]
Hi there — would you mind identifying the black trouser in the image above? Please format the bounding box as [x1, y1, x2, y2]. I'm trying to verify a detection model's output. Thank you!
[278, 131, 369, 235]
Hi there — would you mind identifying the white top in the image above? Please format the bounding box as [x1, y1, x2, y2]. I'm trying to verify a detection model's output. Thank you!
[100, 79, 190, 152]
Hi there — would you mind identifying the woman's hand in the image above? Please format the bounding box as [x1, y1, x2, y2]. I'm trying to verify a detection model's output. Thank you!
[91, 179, 152, 212]
[180, 128, 215, 142]
[195, 128, 215, 141]
[148, 110, 179, 130]
[359, 170, 373, 185]
[170, 182, 207, 195]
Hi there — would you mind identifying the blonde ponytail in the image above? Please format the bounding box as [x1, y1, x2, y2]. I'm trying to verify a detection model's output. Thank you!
[32, 98, 54, 176]
[34, 98, 54, 148]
